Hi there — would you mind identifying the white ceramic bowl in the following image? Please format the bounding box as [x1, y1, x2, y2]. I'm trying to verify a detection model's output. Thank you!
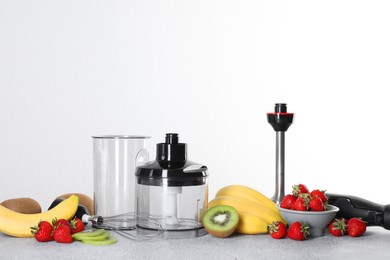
[277, 205, 339, 237]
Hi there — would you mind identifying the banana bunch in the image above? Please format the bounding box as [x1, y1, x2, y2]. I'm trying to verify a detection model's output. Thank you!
[0, 195, 79, 238]
[209, 185, 285, 235]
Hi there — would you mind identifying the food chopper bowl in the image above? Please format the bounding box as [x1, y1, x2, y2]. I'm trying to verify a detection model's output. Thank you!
[277, 205, 339, 237]
[135, 177, 208, 237]
[135, 133, 209, 238]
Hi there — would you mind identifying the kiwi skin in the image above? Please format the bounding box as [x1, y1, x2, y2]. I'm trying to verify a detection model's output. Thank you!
[0, 198, 41, 214]
[202, 205, 239, 238]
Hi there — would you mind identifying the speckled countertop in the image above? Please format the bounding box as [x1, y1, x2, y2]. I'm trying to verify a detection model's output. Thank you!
[1, 226, 390, 259]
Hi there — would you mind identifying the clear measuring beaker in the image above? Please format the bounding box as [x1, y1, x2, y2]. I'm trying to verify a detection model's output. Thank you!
[93, 135, 150, 227]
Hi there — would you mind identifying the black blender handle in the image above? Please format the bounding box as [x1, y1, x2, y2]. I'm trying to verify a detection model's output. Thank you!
[327, 193, 390, 230]
[48, 198, 91, 224]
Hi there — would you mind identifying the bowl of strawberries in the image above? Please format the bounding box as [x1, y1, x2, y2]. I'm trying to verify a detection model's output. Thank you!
[276, 184, 339, 237]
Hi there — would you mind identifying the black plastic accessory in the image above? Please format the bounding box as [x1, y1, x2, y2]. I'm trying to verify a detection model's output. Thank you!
[135, 133, 208, 187]
[327, 193, 390, 230]
[156, 133, 187, 169]
[267, 103, 294, 132]
[48, 198, 90, 224]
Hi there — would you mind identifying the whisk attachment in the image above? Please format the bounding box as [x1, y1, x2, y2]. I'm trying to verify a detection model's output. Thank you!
[90, 213, 136, 230]
[83, 212, 165, 241]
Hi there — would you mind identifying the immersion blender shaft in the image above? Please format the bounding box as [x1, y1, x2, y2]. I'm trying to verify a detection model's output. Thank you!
[267, 103, 294, 205]
[272, 131, 285, 204]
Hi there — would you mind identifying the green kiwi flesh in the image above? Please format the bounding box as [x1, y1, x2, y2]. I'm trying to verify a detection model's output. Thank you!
[77, 231, 110, 241]
[72, 229, 106, 240]
[80, 236, 118, 246]
[73, 229, 118, 246]
[202, 205, 239, 238]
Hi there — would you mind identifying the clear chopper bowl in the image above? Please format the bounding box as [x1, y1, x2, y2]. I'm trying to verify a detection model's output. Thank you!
[135, 133, 209, 238]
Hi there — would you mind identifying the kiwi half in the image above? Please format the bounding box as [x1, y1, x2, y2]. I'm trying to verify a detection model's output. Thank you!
[202, 205, 239, 238]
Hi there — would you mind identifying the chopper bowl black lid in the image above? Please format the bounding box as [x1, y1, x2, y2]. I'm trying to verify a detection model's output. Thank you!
[135, 133, 208, 186]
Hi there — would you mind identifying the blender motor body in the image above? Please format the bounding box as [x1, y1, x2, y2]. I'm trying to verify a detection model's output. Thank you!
[327, 193, 390, 230]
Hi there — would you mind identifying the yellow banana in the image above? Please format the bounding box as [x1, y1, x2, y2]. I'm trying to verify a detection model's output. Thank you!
[236, 213, 269, 235]
[0, 195, 79, 238]
[209, 195, 285, 225]
[215, 185, 278, 214]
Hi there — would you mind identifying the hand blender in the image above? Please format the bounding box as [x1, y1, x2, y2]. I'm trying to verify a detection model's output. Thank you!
[327, 193, 390, 230]
[267, 103, 294, 205]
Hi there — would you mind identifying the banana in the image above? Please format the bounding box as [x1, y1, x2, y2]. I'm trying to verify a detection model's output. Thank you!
[209, 195, 285, 225]
[215, 185, 278, 214]
[0, 195, 79, 238]
[236, 213, 269, 235]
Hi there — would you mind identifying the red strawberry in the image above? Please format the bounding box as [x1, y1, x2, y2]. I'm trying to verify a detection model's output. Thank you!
[309, 196, 324, 211]
[268, 221, 287, 239]
[30, 221, 54, 242]
[292, 184, 309, 197]
[70, 218, 85, 234]
[280, 194, 296, 209]
[287, 221, 309, 241]
[53, 224, 73, 243]
[52, 218, 70, 228]
[53, 218, 76, 234]
[348, 218, 366, 237]
[328, 218, 348, 236]
[310, 189, 328, 203]
[293, 196, 309, 211]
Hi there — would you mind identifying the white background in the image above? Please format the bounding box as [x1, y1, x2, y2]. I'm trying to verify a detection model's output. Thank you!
[1, 0, 390, 209]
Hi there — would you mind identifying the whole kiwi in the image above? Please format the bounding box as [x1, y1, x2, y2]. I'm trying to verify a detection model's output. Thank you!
[56, 193, 94, 215]
[0, 197, 42, 214]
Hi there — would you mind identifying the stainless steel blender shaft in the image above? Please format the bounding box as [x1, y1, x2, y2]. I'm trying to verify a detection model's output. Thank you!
[271, 131, 285, 205]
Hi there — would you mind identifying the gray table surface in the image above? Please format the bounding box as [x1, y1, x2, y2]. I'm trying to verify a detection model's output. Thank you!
[1, 226, 390, 259]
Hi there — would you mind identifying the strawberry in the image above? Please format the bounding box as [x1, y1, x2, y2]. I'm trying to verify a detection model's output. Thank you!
[52, 218, 70, 228]
[30, 221, 54, 242]
[292, 184, 309, 197]
[310, 189, 328, 203]
[287, 221, 309, 241]
[53, 218, 76, 234]
[328, 218, 348, 236]
[53, 224, 73, 243]
[280, 194, 296, 209]
[348, 218, 366, 237]
[268, 221, 287, 239]
[293, 195, 309, 211]
[309, 196, 324, 211]
[70, 218, 85, 234]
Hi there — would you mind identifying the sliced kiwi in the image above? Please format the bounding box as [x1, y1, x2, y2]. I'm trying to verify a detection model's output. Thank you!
[202, 205, 239, 238]
[77, 231, 110, 241]
[73, 229, 118, 246]
[80, 236, 118, 246]
[72, 229, 106, 240]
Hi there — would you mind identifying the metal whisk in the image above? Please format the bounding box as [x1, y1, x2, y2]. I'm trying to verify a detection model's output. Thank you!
[82, 212, 165, 241]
